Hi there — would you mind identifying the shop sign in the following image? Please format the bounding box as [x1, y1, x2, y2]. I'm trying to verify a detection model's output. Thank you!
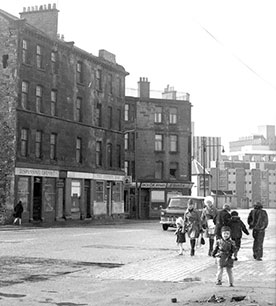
[15, 167, 59, 177]
[67, 171, 124, 181]
[141, 182, 194, 189]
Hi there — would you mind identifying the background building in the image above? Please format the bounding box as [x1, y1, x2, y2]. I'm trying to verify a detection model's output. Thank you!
[124, 78, 193, 219]
[0, 5, 128, 224]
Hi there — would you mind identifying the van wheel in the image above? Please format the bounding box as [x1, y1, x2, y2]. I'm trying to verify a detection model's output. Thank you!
[162, 224, 168, 231]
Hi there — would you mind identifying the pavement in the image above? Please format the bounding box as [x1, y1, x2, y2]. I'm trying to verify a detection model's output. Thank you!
[0, 209, 275, 306]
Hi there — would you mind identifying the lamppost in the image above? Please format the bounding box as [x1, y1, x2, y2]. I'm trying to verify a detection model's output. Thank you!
[202, 139, 225, 207]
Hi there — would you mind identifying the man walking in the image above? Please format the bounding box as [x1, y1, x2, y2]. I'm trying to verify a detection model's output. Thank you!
[247, 201, 269, 261]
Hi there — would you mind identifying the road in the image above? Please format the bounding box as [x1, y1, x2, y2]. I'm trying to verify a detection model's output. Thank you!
[0, 209, 275, 305]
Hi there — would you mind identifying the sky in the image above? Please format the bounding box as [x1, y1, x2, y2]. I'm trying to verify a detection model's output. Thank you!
[2, 0, 276, 150]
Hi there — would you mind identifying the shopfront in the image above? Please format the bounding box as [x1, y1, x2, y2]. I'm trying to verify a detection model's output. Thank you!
[15, 167, 59, 222]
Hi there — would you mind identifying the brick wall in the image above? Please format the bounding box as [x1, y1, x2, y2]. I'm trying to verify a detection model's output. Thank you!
[0, 15, 18, 223]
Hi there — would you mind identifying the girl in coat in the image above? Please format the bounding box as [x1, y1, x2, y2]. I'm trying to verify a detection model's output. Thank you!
[183, 199, 202, 256]
[174, 217, 186, 255]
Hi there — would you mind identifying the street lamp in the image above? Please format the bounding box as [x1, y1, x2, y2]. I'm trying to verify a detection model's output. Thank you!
[202, 139, 225, 207]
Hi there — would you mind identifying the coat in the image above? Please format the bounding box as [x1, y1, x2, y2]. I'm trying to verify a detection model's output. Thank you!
[201, 205, 218, 237]
[247, 207, 268, 231]
[215, 208, 231, 237]
[229, 216, 249, 239]
[14, 202, 24, 218]
[212, 237, 236, 268]
[183, 208, 202, 239]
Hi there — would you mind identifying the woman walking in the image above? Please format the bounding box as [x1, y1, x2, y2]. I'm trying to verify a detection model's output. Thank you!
[183, 199, 202, 256]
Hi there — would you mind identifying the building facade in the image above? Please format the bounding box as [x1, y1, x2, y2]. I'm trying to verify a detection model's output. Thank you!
[124, 78, 193, 219]
[0, 5, 128, 224]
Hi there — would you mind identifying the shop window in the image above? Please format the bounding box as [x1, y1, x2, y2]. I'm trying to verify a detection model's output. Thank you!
[169, 107, 177, 124]
[71, 180, 81, 197]
[95, 181, 104, 202]
[44, 178, 55, 212]
[17, 176, 30, 211]
[112, 182, 122, 202]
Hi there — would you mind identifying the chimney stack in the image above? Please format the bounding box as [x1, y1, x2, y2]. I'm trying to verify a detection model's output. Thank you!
[138, 77, 150, 99]
[20, 3, 59, 39]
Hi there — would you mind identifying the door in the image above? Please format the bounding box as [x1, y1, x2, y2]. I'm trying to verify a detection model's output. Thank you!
[33, 177, 42, 221]
[84, 180, 91, 218]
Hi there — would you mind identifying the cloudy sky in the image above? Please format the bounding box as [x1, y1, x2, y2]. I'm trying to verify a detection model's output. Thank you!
[2, 0, 276, 150]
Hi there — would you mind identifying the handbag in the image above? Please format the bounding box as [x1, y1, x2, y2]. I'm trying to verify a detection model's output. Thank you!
[200, 236, 205, 245]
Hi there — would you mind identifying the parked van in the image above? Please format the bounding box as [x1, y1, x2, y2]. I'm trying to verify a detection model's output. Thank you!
[160, 195, 205, 230]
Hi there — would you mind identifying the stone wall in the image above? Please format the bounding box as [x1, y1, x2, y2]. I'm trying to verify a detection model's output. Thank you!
[0, 15, 18, 223]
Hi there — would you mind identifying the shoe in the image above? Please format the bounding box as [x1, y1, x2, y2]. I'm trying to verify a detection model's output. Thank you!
[229, 283, 234, 287]
[178, 252, 183, 255]
[253, 254, 256, 259]
[234, 257, 238, 261]
[256, 258, 262, 261]
[216, 280, 222, 286]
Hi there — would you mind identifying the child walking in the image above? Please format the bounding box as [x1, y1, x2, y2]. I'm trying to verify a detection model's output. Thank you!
[212, 226, 236, 287]
[229, 211, 249, 260]
[174, 217, 186, 255]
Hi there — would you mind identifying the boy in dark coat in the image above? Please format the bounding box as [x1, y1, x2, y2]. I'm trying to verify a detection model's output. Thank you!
[215, 203, 231, 239]
[212, 226, 236, 287]
[229, 211, 249, 260]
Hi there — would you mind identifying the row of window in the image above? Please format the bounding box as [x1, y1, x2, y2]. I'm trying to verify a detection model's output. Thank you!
[124, 133, 178, 152]
[22, 39, 123, 96]
[21, 81, 122, 130]
[124, 104, 178, 124]
[20, 128, 122, 168]
[124, 160, 180, 180]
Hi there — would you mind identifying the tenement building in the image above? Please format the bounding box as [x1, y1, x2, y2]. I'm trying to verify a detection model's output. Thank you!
[0, 5, 128, 224]
[124, 79, 193, 219]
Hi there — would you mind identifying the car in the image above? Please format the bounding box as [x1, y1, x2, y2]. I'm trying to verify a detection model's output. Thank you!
[160, 195, 205, 230]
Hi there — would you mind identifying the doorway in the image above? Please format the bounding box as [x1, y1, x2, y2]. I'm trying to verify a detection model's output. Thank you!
[33, 177, 42, 221]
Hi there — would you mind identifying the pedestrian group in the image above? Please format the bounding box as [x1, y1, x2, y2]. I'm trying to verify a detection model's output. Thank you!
[174, 196, 269, 287]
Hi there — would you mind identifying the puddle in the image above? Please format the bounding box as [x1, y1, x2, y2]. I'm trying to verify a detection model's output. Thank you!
[182, 277, 201, 282]
[0, 292, 26, 298]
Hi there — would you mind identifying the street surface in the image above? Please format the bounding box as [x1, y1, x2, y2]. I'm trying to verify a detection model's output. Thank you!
[0, 209, 275, 305]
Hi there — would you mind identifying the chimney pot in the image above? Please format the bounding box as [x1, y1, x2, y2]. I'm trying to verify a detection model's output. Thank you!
[48, 4, 51, 9]
[39, 5, 43, 10]
[31, 6, 34, 11]
[23, 7, 26, 12]
[53, 3, 56, 9]
[35, 6, 38, 10]
[44, 5, 47, 9]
